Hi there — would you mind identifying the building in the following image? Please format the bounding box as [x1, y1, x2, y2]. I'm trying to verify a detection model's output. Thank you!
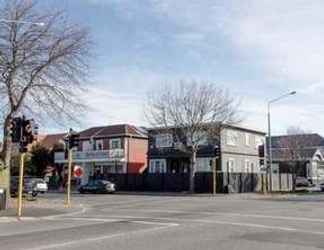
[268, 133, 324, 183]
[40, 133, 67, 150]
[54, 124, 148, 184]
[147, 125, 265, 174]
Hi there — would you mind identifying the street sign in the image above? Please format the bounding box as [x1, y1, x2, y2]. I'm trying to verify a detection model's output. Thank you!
[73, 165, 84, 178]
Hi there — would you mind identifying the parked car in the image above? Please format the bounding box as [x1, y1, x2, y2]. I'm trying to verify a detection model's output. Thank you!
[79, 180, 116, 194]
[318, 182, 324, 192]
[295, 177, 310, 187]
[32, 178, 48, 193]
[11, 177, 38, 197]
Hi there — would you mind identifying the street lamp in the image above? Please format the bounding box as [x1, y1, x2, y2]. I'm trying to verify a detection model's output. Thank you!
[0, 19, 45, 26]
[267, 91, 296, 192]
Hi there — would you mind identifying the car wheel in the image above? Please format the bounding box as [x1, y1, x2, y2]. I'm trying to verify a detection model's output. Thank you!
[32, 192, 38, 197]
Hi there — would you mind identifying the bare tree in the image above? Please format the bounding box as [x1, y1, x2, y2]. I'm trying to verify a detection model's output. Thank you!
[145, 81, 240, 192]
[0, 0, 91, 200]
[278, 127, 311, 190]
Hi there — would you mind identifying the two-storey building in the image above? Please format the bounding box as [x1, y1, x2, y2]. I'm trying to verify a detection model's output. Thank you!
[54, 124, 148, 184]
[148, 125, 265, 174]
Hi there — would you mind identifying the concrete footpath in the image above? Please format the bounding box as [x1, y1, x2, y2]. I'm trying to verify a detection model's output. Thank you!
[0, 195, 84, 222]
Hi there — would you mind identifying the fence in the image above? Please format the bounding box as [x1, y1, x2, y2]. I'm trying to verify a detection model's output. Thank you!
[99, 172, 293, 193]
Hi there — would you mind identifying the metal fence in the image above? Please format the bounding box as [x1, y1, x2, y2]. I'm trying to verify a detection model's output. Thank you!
[99, 172, 293, 193]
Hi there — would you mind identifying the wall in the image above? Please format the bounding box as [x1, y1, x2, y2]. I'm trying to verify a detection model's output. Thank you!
[220, 128, 265, 173]
[127, 137, 148, 173]
[221, 153, 260, 173]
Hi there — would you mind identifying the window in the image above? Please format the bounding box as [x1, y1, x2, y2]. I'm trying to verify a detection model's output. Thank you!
[110, 138, 121, 149]
[187, 131, 208, 146]
[155, 134, 173, 148]
[226, 130, 238, 146]
[245, 133, 250, 146]
[82, 141, 92, 151]
[255, 136, 265, 149]
[227, 159, 235, 172]
[245, 160, 250, 172]
[94, 140, 103, 150]
[196, 157, 213, 172]
[149, 159, 166, 173]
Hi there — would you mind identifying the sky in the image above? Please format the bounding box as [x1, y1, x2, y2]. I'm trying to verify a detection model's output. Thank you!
[39, 0, 324, 135]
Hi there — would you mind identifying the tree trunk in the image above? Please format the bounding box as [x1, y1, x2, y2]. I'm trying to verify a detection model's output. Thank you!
[189, 150, 197, 193]
[0, 117, 12, 208]
[292, 162, 297, 192]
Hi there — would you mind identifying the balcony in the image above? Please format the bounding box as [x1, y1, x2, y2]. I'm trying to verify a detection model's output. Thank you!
[54, 149, 125, 163]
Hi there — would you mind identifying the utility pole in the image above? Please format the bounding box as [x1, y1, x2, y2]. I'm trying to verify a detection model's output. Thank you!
[65, 148, 72, 208]
[213, 158, 217, 195]
[17, 153, 25, 217]
[267, 91, 296, 193]
[15, 117, 38, 218]
[64, 129, 79, 208]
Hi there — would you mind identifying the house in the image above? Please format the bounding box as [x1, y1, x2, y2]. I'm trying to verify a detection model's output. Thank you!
[40, 133, 67, 150]
[268, 133, 324, 183]
[147, 125, 266, 174]
[54, 124, 148, 185]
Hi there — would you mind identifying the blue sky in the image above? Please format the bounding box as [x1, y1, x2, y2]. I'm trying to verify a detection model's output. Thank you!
[41, 0, 324, 135]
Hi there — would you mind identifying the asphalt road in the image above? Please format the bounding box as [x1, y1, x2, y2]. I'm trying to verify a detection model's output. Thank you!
[2, 193, 324, 250]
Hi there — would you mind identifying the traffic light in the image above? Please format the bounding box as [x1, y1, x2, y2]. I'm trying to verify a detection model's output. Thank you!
[215, 146, 221, 157]
[9, 117, 22, 143]
[66, 129, 79, 150]
[20, 118, 38, 152]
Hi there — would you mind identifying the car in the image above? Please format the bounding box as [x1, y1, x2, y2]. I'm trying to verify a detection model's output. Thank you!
[32, 178, 48, 193]
[79, 180, 116, 194]
[318, 182, 324, 192]
[10, 177, 38, 197]
[295, 176, 310, 187]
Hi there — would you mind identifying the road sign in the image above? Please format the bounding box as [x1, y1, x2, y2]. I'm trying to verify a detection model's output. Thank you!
[73, 165, 84, 178]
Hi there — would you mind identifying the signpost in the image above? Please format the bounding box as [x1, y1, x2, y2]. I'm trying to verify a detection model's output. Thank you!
[74, 166, 84, 178]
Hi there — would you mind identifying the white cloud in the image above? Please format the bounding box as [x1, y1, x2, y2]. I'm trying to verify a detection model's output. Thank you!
[70, 1, 324, 135]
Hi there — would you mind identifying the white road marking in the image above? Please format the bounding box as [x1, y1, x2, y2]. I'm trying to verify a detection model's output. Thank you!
[44, 205, 87, 220]
[26, 223, 178, 250]
[51, 217, 179, 227]
[124, 208, 324, 223]
[99, 214, 324, 236]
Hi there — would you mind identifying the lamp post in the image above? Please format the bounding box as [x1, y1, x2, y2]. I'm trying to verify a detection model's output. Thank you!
[267, 91, 296, 192]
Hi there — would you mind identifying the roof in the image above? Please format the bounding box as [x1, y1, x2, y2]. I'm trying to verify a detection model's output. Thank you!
[268, 133, 324, 160]
[78, 124, 148, 139]
[40, 133, 67, 149]
[272, 147, 320, 160]
[147, 123, 265, 135]
[268, 134, 324, 148]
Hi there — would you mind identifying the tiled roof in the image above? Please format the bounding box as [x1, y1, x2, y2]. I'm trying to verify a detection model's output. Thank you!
[268, 133, 324, 161]
[40, 133, 67, 149]
[268, 134, 324, 148]
[78, 124, 147, 139]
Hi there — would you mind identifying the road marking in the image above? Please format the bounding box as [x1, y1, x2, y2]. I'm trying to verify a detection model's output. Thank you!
[44, 206, 87, 220]
[0, 217, 39, 223]
[51, 217, 179, 227]
[126, 208, 324, 223]
[26, 223, 178, 250]
[100, 214, 324, 236]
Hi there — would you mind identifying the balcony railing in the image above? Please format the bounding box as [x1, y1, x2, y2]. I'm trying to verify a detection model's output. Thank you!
[54, 149, 125, 163]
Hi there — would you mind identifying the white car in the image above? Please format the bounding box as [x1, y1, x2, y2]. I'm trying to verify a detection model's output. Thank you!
[33, 178, 48, 193]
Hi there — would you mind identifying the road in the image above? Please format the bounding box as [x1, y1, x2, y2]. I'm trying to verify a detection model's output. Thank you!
[2, 193, 324, 250]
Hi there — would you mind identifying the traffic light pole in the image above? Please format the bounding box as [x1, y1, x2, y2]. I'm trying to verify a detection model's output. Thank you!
[65, 149, 73, 208]
[17, 153, 25, 218]
[213, 158, 218, 195]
